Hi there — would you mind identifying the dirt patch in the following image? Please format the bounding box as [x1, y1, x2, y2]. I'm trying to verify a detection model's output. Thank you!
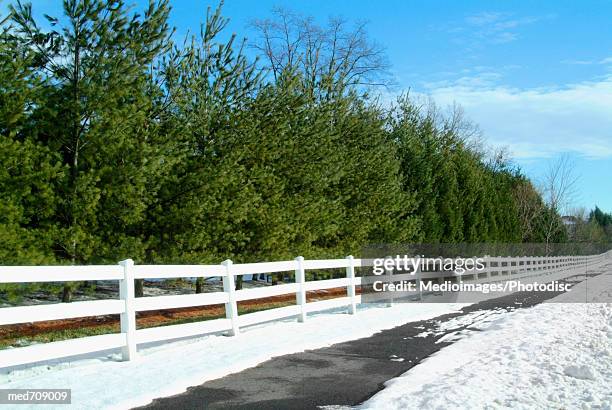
[0, 287, 354, 345]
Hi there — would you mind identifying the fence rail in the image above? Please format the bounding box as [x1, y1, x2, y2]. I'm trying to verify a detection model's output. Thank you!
[0, 251, 610, 368]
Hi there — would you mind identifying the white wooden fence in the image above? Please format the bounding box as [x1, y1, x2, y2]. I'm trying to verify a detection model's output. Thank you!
[0, 251, 610, 369]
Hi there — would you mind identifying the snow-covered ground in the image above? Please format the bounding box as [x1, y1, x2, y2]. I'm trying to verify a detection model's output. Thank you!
[360, 270, 612, 410]
[0, 303, 465, 409]
[1, 261, 609, 409]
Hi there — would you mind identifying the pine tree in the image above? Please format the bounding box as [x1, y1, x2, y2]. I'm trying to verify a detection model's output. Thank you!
[0, 15, 62, 299]
[10, 0, 172, 301]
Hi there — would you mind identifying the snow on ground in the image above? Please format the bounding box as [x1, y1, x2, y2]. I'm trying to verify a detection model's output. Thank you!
[360, 270, 612, 410]
[1, 261, 609, 409]
[0, 303, 465, 410]
[553, 264, 612, 303]
[411, 308, 514, 343]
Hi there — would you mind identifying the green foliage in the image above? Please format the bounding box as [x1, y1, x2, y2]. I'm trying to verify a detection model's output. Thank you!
[9, 0, 172, 264]
[0, 1, 569, 300]
[590, 207, 612, 230]
[389, 96, 523, 243]
[0, 17, 64, 299]
[588, 206, 612, 242]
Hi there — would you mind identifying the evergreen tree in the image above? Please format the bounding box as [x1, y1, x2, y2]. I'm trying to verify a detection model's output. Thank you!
[0, 1, 574, 304]
[389, 95, 524, 244]
[588, 206, 612, 242]
[0, 14, 61, 298]
[10, 0, 172, 300]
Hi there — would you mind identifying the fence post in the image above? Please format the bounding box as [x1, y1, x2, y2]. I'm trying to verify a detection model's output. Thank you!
[538, 256, 543, 271]
[346, 255, 357, 314]
[415, 259, 422, 300]
[385, 256, 394, 307]
[529, 257, 533, 274]
[549, 256, 553, 272]
[222, 259, 240, 336]
[295, 256, 307, 322]
[119, 259, 137, 361]
[483, 255, 491, 280]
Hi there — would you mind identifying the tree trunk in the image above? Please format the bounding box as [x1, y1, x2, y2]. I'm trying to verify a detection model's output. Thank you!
[62, 284, 72, 303]
[66, 28, 81, 306]
[195, 277, 204, 294]
[272, 273, 283, 285]
[135, 279, 144, 297]
[235, 275, 243, 290]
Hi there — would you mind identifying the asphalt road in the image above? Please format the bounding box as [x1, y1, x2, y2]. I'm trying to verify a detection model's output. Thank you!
[135, 274, 594, 410]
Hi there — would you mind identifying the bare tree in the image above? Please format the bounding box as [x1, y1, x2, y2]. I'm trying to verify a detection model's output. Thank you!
[250, 7, 393, 97]
[541, 155, 579, 214]
[539, 154, 580, 248]
[410, 97, 485, 150]
[442, 103, 483, 145]
[513, 180, 544, 242]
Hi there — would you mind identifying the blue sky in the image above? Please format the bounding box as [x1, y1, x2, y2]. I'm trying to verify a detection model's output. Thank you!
[11, 0, 612, 213]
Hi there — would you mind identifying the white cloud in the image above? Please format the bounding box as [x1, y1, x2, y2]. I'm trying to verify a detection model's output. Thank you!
[460, 12, 545, 45]
[490, 31, 518, 44]
[561, 59, 594, 65]
[465, 12, 504, 26]
[423, 71, 502, 89]
[420, 76, 612, 159]
[561, 57, 612, 66]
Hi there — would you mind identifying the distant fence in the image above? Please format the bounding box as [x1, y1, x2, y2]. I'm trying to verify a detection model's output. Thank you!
[0, 251, 610, 368]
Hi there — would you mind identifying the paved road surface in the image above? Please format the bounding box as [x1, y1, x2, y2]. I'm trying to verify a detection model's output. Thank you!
[136, 273, 597, 410]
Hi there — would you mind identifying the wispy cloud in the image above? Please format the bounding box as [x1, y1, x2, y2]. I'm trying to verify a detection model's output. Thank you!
[421, 65, 520, 89]
[465, 12, 504, 26]
[419, 75, 612, 160]
[561, 57, 612, 66]
[460, 11, 547, 45]
[423, 71, 502, 89]
[561, 59, 595, 65]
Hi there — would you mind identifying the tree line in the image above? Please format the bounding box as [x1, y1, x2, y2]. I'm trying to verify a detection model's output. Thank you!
[0, 1, 584, 300]
[565, 206, 612, 243]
